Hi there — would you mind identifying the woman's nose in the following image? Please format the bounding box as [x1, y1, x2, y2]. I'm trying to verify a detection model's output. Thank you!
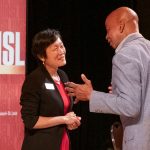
[58, 47, 66, 54]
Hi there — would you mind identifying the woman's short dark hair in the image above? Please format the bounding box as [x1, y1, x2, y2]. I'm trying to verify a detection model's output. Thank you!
[32, 28, 62, 59]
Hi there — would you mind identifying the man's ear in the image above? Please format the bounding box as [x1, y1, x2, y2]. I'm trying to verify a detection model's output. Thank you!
[119, 20, 125, 33]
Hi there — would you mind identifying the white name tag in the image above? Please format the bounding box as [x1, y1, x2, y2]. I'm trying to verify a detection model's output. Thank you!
[45, 83, 55, 90]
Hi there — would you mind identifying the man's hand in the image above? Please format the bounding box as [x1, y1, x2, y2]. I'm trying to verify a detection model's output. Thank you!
[65, 74, 93, 103]
[108, 85, 112, 94]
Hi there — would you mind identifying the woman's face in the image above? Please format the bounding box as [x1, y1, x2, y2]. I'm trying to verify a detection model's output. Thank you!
[43, 37, 66, 69]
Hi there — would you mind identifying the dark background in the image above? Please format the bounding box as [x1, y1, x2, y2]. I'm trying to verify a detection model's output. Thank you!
[26, 0, 150, 149]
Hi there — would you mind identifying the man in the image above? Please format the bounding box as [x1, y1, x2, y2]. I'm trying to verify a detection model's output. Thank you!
[66, 7, 150, 150]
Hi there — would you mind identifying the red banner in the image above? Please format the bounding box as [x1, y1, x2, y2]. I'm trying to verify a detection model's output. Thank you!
[0, 0, 26, 149]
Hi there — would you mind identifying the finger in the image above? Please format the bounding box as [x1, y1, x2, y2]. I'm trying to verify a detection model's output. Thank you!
[65, 87, 75, 93]
[74, 98, 79, 104]
[74, 119, 81, 126]
[108, 86, 112, 93]
[68, 112, 76, 117]
[65, 82, 77, 88]
[66, 111, 74, 116]
[81, 74, 91, 85]
[108, 86, 112, 90]
[68, 125, 77, 130]
[67, 125, 74, 130]
[68, 92, 76, 97]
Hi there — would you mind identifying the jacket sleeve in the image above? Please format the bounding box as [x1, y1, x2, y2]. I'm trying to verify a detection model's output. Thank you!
[90, 51, 142, 118]
[20, 75, 41, 129]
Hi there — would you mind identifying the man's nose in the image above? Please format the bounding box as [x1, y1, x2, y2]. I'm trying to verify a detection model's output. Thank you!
[105, 34, 108, 40]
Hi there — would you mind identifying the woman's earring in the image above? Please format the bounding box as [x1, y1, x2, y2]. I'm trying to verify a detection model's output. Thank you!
[41, 58, 45, 64]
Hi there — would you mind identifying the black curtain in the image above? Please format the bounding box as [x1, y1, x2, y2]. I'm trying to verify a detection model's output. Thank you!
[26, 0, 140, 149]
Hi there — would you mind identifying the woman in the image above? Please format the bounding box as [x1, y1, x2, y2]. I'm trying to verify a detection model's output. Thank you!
[20, 28, 81, 150]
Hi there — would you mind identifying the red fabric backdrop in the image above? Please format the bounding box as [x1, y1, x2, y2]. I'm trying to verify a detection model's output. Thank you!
[0, 0, 26, 149]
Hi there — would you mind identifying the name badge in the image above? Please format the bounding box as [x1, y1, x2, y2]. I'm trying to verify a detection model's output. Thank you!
[45, 83, 55, 90]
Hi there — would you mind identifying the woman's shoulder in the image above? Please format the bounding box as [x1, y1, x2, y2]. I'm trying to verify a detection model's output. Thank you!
[58, 69, 69, 82]
[27, 66, 41, 76]
[25, 66, 45, 83]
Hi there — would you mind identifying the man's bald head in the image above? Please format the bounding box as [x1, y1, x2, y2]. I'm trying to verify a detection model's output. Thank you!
[105, 7, 139, 49]
[107, 7, 139, 24]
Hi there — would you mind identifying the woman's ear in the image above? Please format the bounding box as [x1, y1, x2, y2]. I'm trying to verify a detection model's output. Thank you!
[38, 55, 45, 63]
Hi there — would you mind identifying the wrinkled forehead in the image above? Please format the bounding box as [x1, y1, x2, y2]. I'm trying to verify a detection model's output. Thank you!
[105, 15, 113, 27]
[105, 12, 118, 27]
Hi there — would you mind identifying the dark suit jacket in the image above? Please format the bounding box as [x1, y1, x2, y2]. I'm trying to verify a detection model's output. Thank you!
[20, 65, 73, 150]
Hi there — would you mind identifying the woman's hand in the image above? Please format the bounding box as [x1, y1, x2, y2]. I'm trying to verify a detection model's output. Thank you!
[63, 112, 81, 130]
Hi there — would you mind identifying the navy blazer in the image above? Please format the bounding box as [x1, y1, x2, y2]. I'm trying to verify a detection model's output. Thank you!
[20, 65, 73, 150]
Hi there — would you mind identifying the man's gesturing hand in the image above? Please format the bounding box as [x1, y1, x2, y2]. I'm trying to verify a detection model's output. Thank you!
[65, 74, 93, 103]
